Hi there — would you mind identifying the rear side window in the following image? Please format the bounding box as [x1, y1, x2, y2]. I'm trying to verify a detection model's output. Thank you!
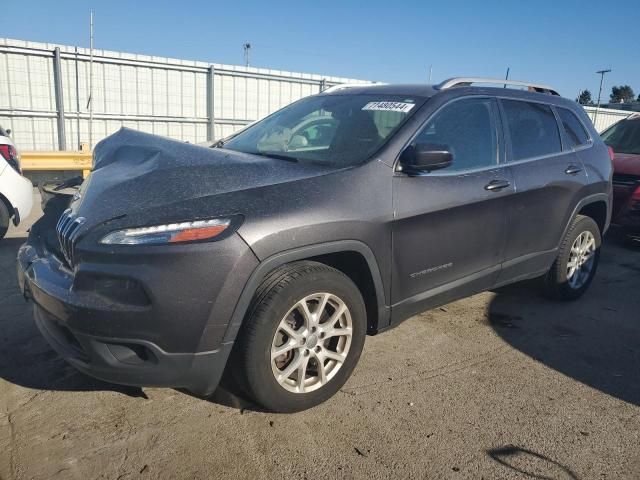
[601, 119, 640, 155]
[0, 126, 6, 137]
[413, 97, 497, 171]
[502, 100, 562, 161]
[557, 107, 590, 148]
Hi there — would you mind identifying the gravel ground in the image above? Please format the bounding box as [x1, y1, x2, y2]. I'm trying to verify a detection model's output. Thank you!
[0, 194, 638, 479]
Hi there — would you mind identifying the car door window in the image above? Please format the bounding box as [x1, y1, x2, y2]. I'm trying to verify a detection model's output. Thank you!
[412, 98, 498, 172]
[556, 107, 590, 148]
[502, 99, 562, 161]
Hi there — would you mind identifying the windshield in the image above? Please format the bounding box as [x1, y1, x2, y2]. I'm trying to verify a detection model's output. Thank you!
[601, 119, 640, 155]
[221, 94, 425, 167]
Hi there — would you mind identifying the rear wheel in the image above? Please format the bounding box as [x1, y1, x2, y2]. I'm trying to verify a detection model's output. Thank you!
[0, 201, 10, 240]
[234, 261, 366, 412]
[543, 215, 601, 301]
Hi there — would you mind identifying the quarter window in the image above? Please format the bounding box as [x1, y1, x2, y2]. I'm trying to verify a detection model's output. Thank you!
[502, 100, 562, 161]
[557, 107, 590, 148]
[412, 98, 497, 171]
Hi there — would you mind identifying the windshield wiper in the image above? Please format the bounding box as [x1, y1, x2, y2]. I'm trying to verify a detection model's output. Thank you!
[251, 152, 299, 163]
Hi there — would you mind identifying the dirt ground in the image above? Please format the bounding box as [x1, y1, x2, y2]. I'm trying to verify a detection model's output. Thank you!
[1, 196, 639, 479]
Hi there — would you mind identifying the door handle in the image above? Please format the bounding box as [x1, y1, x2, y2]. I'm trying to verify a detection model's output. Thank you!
[565, 165, 583, 175]
[484, 179, 511, 191]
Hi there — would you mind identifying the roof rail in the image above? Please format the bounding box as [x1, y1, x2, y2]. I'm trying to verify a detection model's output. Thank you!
[321, 83, 378, 93]
[436, 77, 560, 96]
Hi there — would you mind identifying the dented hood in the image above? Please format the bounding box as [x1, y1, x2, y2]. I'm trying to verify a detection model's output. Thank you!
[72, 128, 331, 227]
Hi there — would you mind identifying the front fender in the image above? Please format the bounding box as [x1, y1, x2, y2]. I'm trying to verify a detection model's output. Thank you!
[222, 240, 389, 343]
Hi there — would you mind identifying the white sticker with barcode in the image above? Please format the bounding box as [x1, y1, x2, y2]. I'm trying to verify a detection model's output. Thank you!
[362, 101, 415, 113]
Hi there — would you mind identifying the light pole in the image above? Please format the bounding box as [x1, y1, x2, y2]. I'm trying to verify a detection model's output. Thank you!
[243, 43, 251, 67]
[594, 68, 611, 127]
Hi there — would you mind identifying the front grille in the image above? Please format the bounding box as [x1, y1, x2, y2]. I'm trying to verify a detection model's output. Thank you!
[56, 208, 86, 267]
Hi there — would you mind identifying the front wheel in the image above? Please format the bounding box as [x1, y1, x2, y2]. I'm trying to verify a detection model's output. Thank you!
[233, 261, 366, 412]
[543, 215, 601, 301]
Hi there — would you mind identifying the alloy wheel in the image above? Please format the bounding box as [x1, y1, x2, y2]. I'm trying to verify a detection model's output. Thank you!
[566, 230, 596, 289]
[271, 293, 353, 393]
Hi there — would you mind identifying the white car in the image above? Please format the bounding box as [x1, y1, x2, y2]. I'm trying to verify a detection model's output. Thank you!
[0, 125, 33, 239]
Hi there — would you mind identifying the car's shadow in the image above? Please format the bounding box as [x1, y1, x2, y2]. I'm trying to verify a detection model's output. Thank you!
[487, 235, 640, 407]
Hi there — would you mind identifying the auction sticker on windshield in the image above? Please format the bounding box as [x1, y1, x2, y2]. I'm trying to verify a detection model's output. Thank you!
[362, 101, 415, 113]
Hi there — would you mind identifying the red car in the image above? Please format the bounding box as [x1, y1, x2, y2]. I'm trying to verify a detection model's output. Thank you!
[601, 115, 640, 237]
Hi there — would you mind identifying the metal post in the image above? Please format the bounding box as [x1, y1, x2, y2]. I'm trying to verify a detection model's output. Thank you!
[75, 47, 81, 149]
[503, 67, 510, 88]
[428, 65, 433, 84]
[594, 69, 611, 127]
[207, 65, 216, 141]
[52, 47, 67, 150]
[88, 10, 94, 149]
[319, 78, 326, 93]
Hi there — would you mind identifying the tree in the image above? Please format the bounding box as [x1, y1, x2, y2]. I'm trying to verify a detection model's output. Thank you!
[576, 89, 592, 105]
[610, 85, 635, 103]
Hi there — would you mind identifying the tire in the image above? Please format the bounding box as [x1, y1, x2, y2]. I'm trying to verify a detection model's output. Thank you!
[543, 215, 601, 301]
[0, 201, 10, 240]
[233, 261, 367, 412]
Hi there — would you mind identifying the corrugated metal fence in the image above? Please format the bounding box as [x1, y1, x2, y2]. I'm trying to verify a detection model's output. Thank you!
[0, 38, 372, 150]
[583, 106, 633, 133]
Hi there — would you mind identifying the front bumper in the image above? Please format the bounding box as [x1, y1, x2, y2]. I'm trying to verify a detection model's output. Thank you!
[612, 186, 640, 233]
[31, 302, 232, 394]
[17, 220, 258, 396]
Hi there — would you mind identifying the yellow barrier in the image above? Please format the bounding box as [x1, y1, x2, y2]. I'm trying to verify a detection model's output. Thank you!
[21, 150, 93, 178]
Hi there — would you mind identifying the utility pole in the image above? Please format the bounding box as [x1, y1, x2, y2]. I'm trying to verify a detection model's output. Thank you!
[243, 43, 251, 67]
[88, 10, 94, 149]
[594, 68, 611, 127]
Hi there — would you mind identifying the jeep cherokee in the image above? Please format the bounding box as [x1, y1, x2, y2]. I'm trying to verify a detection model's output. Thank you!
[17, 78, 613, 412]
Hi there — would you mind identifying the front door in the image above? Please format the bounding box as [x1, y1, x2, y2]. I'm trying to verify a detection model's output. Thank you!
[392, 96, 512, 321]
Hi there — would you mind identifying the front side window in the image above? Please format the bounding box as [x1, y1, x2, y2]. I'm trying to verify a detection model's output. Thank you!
[222, 94, 425, 167]
[412, 97, 497, 171]
[601, 119, 640, 155]
[557, 107, 590, 148]
[502, 99, 562, 161]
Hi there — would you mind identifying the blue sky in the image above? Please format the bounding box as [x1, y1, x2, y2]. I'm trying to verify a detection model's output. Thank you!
[3, 0, 638, 100]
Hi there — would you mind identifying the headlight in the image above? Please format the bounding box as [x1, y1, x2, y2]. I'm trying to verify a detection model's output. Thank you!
[99, 218, 231, 245]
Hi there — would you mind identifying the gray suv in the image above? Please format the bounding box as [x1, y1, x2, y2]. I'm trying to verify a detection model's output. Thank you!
[17, 78, 612, 412]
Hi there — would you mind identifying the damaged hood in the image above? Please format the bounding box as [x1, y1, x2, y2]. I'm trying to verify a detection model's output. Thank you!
[71, 128, 332, 228]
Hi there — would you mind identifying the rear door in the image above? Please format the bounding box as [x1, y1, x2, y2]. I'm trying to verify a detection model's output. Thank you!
[497, 99, 590, 283]
[392, 96, 513, 320]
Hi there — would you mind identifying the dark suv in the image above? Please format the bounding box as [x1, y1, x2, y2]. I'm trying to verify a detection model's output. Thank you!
[17, 78, 612, 412]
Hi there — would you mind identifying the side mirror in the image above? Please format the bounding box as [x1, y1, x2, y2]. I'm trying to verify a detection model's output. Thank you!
[400, 142, 453, 174]
[5, 129, 10, 135]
